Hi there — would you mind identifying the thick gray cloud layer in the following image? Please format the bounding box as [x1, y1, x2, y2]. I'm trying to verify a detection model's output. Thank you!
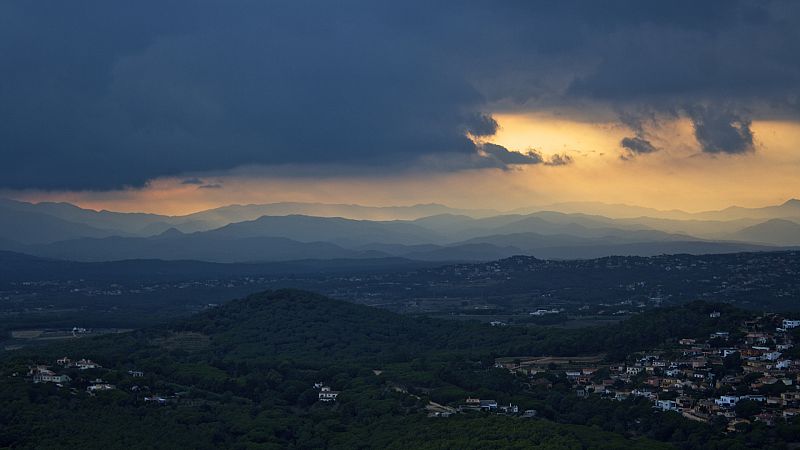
[1, 0, 798, 189]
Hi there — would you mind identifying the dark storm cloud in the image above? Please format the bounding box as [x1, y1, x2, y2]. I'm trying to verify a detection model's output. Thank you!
[545, 154, 574, 167]
[181, 178, 204, 185]
[621, 137, 658, 155]
[685, 106, 755, 154]
[464, 114, 500, 137]
[1, 0, 798, 189]
[481, 143, 544, 165]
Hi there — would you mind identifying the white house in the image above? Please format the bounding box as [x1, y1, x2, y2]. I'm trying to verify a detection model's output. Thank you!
[318, 386, 339, 402]
[75, 359, 100, 370]
[715, 396, 740, 407]
[626, 366, 643, 375]
[87, 383, 115, 392]
[31, 367, 71, 384]
[498, 403, 518, 414]
[38, 373, 70, 383]
[783, 319, 800, 329]
[480, 399, 498, 411]
[656, 400, 678, 411]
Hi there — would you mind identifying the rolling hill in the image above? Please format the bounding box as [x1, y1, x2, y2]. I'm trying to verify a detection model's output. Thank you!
[3, 289, 746, 448]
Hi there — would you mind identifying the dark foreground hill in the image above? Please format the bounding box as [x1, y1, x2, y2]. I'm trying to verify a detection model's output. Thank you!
[3, 290, 793, 449]
[0, 250, 437, 283]
[46, 289, 749, 365]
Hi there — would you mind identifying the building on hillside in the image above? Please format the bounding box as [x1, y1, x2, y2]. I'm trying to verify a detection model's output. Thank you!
[87, 383, 115, 392]
[715, 396, 739, 408]
[29, 366, 71, 384]
[318, 386, 339, 402]
[782, 319, 800, 329]
[626, 366, 643, 375]
[75, 359, 100, 370]
[479, 399, 498, 411]
[498, 403, 518, 414]
[656, 400, 678, 411]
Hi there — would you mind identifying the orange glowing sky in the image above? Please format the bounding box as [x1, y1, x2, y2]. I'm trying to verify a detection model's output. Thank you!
[6, 114, 800, 216]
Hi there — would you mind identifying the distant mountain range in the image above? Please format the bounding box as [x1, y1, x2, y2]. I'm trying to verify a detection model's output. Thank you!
[529, 198, 800, 222]
[0, 198, 498, 238]
[0, 197, 797, 262]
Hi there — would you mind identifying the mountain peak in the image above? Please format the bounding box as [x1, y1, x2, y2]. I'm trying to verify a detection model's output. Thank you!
[782, 198, 800, 207]
[156, 227, 184, 238]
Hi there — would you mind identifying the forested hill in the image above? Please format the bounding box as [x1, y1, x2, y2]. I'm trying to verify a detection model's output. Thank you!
[0, 290, 779, 449]
[173, 290, 750, 363]
[30, 289, 749, 369]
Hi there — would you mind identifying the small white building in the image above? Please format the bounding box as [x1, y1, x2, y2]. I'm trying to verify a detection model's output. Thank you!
[480, 399, 498, 411]
[715, 396, 740, 407]
[75, 359, 100, 370]
[656, 400, 678, 411]
[318, 386, 339, 402]
[29, 366, 71, 384]
[498, 403, 518, 414]
[34, 372, 71, 384]
[87, 383, 115, 392]
[626, 366, 643, 375]
[783, 319, 800, 329]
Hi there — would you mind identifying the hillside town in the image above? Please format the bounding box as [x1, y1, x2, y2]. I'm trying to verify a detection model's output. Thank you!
[496, 313, 800, 431]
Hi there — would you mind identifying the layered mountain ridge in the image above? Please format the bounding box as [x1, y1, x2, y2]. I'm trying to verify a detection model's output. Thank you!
[1, 198, 797, 263]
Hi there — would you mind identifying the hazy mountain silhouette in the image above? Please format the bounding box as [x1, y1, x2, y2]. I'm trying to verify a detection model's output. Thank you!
[0, 197, 797, 262]
[728, 218, 800, 246]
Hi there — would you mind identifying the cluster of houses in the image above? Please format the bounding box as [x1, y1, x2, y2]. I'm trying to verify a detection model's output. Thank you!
[25, 357, 183, 405]
[496, 313, 800, 431]
[56, 357, 101, 370]
[27, 356, 103, 385]
[459, 397, 520, 415]
[28, 363, 118, 394]
[427, 397, 535, 418]
[26, 357, 150, 395]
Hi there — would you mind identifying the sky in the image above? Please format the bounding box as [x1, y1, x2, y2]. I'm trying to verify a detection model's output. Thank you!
[2, 1, 800, 215]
